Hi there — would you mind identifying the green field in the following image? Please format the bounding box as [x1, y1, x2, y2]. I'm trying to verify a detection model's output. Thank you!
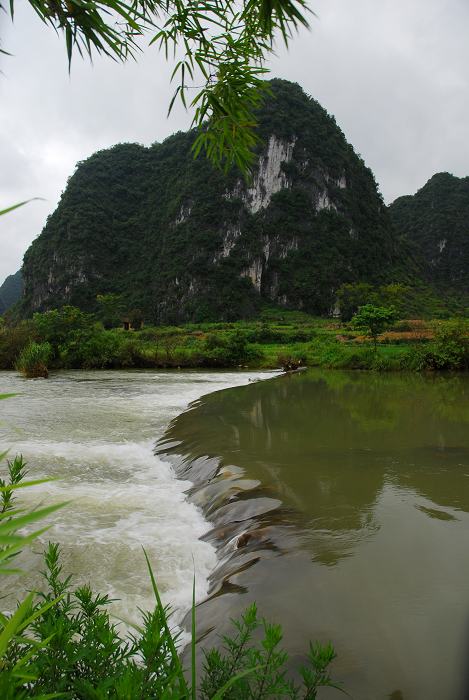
[1, 306, 468, 373]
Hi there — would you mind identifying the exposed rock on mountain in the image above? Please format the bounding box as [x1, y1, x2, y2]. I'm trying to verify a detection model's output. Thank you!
[21, 79, 400, 322]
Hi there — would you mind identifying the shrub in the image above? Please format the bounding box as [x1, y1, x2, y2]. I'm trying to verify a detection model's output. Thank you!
[336, 282, 374, 322]
[431, 321, 469, 369]
[402, 321, 469, 370]
[2, 544, 342, 699]
[0, 321, 35, 369]
[370, 353, 403, 372]
[203, 332, 263, 367]
[15, 341, 52, 378]
[33, 306, 92, 350]
[96, 293, 125, 329]
[59, 328, 120, 368]
[200, 605, 342, 699]
[113, 338, 155, 367]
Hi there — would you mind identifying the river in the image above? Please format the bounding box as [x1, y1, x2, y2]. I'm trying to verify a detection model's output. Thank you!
[0, 369, 273, 625]
[159, 369, 469, 700]
[1, 368, 469, 699]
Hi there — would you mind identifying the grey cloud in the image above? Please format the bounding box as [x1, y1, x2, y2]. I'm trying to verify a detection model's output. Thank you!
[1, 0, 468, 281]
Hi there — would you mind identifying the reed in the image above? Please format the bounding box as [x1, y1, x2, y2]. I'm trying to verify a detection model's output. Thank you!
[15, 341, 52, 378]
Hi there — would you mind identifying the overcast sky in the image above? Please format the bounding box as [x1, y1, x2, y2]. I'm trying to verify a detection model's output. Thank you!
[1, 0, 468, 282]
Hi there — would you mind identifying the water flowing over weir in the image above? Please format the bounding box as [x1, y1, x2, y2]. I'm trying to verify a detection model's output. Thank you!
[0, 369, 274, 626]
[157, 370, 469, 700]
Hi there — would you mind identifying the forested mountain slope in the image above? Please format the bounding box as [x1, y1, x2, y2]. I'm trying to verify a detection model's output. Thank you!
[0, 270, 23, 315]
[20, 79, 402, 322]
[389, 173, 469, 295]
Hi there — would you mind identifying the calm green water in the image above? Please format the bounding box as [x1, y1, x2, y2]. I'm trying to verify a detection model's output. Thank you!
[160, 370, 469, 700]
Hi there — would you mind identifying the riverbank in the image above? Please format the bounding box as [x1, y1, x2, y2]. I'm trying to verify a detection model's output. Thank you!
[1, 306, 469, 373]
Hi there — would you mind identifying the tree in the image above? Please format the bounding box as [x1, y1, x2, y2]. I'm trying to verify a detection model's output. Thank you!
[378, 283, 410, 316]
[3, 0, 311, 174]
[96, 293, 124, 328]
[33, 305, 91, 347]
[336, 282, 374, 322]
[351, 304, 396, 350]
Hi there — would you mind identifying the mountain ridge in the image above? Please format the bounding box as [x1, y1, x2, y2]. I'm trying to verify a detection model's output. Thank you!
[389, 172, 469, 295]
[19, 80, 400, 321]
[0, 271, 23, 315]
[7, 80, 469, 321]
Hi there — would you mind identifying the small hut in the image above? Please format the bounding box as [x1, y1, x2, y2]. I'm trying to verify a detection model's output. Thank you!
[122, 313, 144, 331]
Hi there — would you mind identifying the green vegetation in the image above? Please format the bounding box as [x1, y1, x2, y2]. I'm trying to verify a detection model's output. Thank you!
[351, 305, 396, 350]
[0, 447, 342, 698]
[335, 280, 469, 321]
[16, 82, 469, 325]
[19, 80, 402, 323]
[389, 172, 469, 298]
[336, 282, 407, 322]
[15, 341, 52, 378]
[404, 321, 469, 371]
[1, 305, 469, 373]
[0, 272, 23, 316]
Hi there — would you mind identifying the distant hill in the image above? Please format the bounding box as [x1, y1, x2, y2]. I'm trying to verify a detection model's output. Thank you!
[0, 270, 23, 315]
[20, 79, 403, 323]
[389, 173, 469, 294]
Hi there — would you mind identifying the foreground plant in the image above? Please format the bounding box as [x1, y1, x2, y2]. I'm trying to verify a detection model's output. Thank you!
[3, 545, 343, 698]
[0, 452, 66, 697]
[201, 605, 343, 699]
[0, 451, 343, 698]
[4, 0, 311, 174]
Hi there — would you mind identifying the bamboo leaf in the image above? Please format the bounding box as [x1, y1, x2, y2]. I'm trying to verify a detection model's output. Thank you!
[0, 199, 43, 216]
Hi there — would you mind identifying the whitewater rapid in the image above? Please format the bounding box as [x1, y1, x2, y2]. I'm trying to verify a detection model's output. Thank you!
[0, 369, 274, 626]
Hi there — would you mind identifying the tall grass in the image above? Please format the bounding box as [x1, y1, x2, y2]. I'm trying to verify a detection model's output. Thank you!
[15, 341, 52, 378]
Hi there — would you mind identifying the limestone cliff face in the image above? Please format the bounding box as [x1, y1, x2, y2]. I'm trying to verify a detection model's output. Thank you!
[244, 135, 296, 213]
[21, 80, 399, 322]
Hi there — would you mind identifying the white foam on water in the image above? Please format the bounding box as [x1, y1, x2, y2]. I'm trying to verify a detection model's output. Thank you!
[0, 369, 275, 630]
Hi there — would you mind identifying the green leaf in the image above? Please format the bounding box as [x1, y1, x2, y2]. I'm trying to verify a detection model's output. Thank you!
[142, 547, 188, 692]
[0, 199, 43, 216]
[0, 591, 34, 658]
[191, 573, 196, 700]
[0, 500, 68, 535]
[210, 664, 264, 699]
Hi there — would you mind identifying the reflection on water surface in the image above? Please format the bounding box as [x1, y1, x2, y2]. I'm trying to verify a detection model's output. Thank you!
[160, 369, 469, 700]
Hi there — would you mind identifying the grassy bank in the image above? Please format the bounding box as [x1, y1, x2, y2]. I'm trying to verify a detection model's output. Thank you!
[1, 306, 469, 373]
